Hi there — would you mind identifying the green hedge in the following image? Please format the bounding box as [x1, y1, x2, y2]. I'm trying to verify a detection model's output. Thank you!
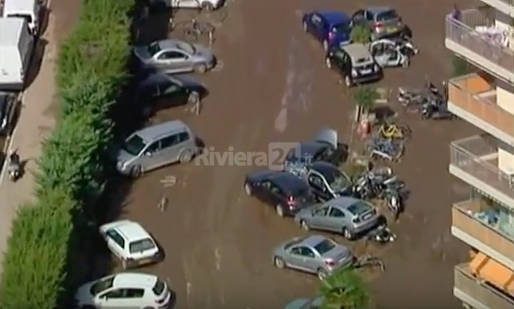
[0, 0, 135, 307]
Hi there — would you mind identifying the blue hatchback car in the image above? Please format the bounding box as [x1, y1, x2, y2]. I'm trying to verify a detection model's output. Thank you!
[302, 11, 351, 51]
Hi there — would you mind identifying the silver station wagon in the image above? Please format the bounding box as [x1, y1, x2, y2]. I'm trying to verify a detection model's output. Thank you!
[115, 120, 198, 177]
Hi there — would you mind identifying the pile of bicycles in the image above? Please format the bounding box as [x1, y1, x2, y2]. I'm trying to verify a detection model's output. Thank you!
[366, 120, 410, 162]
[397, 81, 454, 120]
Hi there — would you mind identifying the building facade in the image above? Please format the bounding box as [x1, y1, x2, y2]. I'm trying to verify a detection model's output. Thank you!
[445, 1, 514, 308]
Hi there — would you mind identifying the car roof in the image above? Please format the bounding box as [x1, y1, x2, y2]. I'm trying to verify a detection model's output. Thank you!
[317, 11, 350, 25]
[301, 234, 329, 247]
[366, 6, 394, 15]
[342, 43, 372, 59]
[3, 0, 37, 15]
[329, 196, 362, 209]
[113, 221, 152, 241]
[134, 120, 189, 141]
[270, 172, 309, 193]
[113, 273, 158, 289]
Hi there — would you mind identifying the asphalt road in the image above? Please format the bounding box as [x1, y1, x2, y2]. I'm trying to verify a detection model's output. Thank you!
[96, 0, 478, 308]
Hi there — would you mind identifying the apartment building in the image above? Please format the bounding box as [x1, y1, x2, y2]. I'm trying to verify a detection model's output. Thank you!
[445, 1, 514, 309]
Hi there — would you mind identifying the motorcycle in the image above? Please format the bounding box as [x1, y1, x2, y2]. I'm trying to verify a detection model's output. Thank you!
[421, 101, 454, 120]
[367, 223, 397, 244]
[7, 150, 21, 181]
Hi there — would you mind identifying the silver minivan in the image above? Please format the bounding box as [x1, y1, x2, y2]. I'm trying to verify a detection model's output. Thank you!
[115, 120, 198, 177]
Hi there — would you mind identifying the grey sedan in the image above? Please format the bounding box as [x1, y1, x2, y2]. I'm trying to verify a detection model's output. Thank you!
[133, 39, 216, 74]
[272, 235, 354, 280]
[294, 197, 380, 240]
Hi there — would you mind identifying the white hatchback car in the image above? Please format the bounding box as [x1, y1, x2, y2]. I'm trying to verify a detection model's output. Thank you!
[75, 272, 173, 309]
[100, 220, 161, 269]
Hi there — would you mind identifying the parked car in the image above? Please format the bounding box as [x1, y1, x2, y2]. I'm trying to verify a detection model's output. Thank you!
[284, 297, 323, 309]
[325, 43, 382, 87]
[147, 0, 223, 11]
[369, 38, 417, 68]
[135, 73, 207, 117]
[294, 197, 380, 240]
[75, 272, 173, 309]
[351, 7, 408, 40]
[272, 235, 354, 280]
[284, 128, 348, 167]
[0, 92, 17, 135]
[133, 39, 216, 74]
[285, 161, 352, 202]
[244, 170, 316, 217]
[2, 0, 43, 35]
[114, 120, 198, 177]
[302, 10, 351, 51]
[99, 220, 161, 269]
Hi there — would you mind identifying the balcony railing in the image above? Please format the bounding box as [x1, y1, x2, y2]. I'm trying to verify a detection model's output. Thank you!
[448, 74, 514, 143]
[454, 263, 514, 309]
[450, 135, 514, 206]
[445, 9, 514, 81]
[452, 200, 514, 268]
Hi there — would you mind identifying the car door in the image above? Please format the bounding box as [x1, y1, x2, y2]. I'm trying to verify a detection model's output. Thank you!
[268, 183, 285, 207]
[256, 180, 272, 203]
[155, 133, 182, 167]
[310, 14, 326, 41]
[298, 247, 317, 272]
[309, 205, 330, 229]
[287, 246, 306, 270]
[325, 206, 346, 232]
[308, 173, 331, 201]
[155, 50, 190, 73]
[158, 82, 189, 108]
[139, 140, 162, 171]
[331, 49, 347, 74]
[370, 42, 388, 67]
[105, 229, 126, 260]
[385, 44, 400, 66]
[98, 288, 139, 309]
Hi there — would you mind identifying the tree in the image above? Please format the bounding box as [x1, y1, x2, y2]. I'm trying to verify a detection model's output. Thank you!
[319, 267, 371, 309]
[352, 86, 378, 122]
[350, 25, 371, 44]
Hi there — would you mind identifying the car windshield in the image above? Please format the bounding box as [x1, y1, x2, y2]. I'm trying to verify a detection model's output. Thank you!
[347, 201, 371, 216]
[377, 10, 398, 21]
[314, 239, 336, 255]
[147, 42, 161, 56]
[333, 21, 350, 33]
[176, 41, 195, 54]
[90, 276, 114, 296]
[326, 169, 351, 191]
[153, 279, 166, 295]
[129, 238, 156, 253]
[123, 134, 147, 156]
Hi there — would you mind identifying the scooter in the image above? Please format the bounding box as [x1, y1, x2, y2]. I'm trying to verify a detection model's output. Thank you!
[367, 224, 397, 244]
[7, 150, 21, 181]
[421, 101, 454, 120]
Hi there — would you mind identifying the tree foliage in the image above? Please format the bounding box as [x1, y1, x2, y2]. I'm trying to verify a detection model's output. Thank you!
[350, 25, 371, 44]
[0, 0, 135, 307]
[353, 86, 378, 112]
[319, 267, 371, 309]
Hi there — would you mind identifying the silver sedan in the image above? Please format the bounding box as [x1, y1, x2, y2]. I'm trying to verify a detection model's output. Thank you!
[272, 235, 354, 280]
[294, 197, 380, 240]
[133, 39, 216, 74]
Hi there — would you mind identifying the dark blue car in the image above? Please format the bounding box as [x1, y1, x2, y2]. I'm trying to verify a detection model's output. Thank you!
[302, 10, 351, 51]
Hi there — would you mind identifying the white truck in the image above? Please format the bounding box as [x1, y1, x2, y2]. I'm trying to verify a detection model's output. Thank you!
[2, 0, 42, 36]
[148, 0, 224, 11]
[0, 18, 34, 90]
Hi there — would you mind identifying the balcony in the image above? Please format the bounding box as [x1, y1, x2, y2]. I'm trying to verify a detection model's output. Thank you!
[454, 263, 514, 309]
[452, 199, 514, 269]
[479, 0, 514, 18]
[445, 9, 514, 83]
[448, 73, 514, 147]
[449, 135, 514, 209]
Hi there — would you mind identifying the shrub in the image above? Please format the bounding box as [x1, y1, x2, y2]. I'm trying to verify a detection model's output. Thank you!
[0, 0, 135, 308]
[352, 86, 378, 112]
[350, 25, 371, 44]
[319, 267, 371, 309]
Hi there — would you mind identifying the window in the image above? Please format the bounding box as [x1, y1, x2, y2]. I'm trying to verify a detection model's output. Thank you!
[161, 84, 182, 95]
[125, 288, 145, 298]
[158, 51, 186, 60]
[145, 141, 161, 154]
[376, 10, 398, 22]
[104, 289, 125, 298]
[178, 131, 190, 143]
[329, 207, 345, 217]
[291, 247, 302, 255]
[308, 175, 324, 190]
[153, 279, 166, 295]
[313, 239, 336, 255]
[270, 184, 282, 195]
[332, 50, 346, 62]
[129, 238, 156, 254]
[160, 134, 180, 149]
[300, 247, 315, 258]
[90, 276, 114, 296]
[311, 14, 322, 26]
[106, 229, 125, 249]
[261, 181, 271, 189]
[314, 207, 329, 216]
[347, 201, 371, 216]
[148, 42, 161, 56]
[123, 134, 147, 156]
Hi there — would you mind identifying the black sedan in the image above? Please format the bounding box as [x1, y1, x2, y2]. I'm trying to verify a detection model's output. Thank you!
[244, 170, 316, 217]
[284, 129, 348, 167]
[135, 73, 208, 117]
[0, 92, 17, 135]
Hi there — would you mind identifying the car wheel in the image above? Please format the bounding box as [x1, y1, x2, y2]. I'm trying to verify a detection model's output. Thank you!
[300, 220, 310, 231]
[274, 256, 285, 269]
[303, 21, 308, 32]
[342, 227, 354, 240]
[244, 182, 252, 196]
[275, 204, 285, 217]
[402, 58, 410, 68]
[344, 75, 353, 87]
[317, 268, 329, 280]
[179, 150, 193, 163]
[325, 57, 332, 69]
[130, 165, 142, 178]
[201, 1, 214, 11]
[195, 64, 207, 74]
[322, 40, 329, 51]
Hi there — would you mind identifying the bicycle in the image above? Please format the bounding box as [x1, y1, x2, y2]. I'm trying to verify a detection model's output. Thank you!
[353, 254, 386, 272]
[376, 122, 411, 140]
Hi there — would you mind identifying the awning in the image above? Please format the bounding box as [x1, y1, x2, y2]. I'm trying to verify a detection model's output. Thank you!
[470, 251, 514, 296]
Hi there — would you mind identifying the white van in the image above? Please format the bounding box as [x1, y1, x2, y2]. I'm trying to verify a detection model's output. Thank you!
[0, 18, 34, 90]
[2, 0, 42, 35]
